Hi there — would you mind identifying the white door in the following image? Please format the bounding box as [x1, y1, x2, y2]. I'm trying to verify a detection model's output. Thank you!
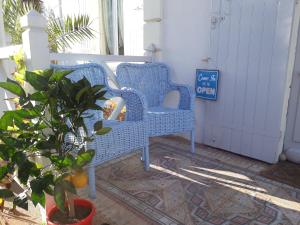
[203, 0, 296, 163]
[285, 28, 300, 152]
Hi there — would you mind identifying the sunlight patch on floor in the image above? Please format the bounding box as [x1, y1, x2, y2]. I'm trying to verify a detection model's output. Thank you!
[190, 166, 253, 181]
[181, 168, 266, 192]
[150, 164, 209, 187]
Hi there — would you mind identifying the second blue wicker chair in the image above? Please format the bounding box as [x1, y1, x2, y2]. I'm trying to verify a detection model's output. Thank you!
[51, 63, 149, 198]
[116, 63, 195, 153]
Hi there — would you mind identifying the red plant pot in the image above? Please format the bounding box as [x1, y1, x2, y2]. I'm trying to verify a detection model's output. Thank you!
[47, 199, 96, 225]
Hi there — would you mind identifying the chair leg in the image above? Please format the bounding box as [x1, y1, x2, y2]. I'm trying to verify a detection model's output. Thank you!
[191, 129, 195, 153]
[143, 146, 150, 171]
[88, 165, 96, 199]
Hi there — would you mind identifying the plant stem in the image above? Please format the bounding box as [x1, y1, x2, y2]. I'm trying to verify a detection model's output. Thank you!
[66, 192, 75, 218]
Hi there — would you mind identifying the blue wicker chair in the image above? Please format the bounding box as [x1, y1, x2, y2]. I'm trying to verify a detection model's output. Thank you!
[116, 63, 195, 152]
[51, 63, 149, 198]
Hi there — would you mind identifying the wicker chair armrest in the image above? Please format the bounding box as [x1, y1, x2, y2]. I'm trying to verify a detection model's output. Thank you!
[169, 83, 195, 110]
[110, 87, 148, 121]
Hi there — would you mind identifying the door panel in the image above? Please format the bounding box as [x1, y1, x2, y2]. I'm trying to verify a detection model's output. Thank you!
[204, 0, 295, 163]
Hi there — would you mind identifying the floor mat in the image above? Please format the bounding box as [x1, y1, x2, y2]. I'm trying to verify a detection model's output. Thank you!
[95, 142, 300, 225]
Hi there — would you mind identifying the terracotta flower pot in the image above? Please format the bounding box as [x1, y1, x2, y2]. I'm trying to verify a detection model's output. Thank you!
[47, 199, 96, 225]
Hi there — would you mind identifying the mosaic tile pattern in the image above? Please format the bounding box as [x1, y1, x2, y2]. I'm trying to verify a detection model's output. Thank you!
[95, 141, 300, 225]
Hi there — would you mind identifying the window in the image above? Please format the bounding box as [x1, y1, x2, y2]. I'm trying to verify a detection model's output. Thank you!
[43, 0, 144, 55]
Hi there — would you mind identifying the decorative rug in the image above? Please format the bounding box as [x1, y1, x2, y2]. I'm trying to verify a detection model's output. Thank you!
[260, 161, 300, 189]
[95, 142, 300, 225]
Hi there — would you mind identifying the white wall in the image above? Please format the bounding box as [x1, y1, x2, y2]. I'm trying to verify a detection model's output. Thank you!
[161, 0, 212, 142]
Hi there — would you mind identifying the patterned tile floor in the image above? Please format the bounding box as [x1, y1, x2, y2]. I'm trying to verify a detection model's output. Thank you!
[3, 136, 300, 225]
[91, 136, 300, 225]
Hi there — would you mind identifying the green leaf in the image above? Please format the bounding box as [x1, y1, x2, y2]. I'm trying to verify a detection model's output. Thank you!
[61, 155, 75, 167]
[92, 85, 105, 93]
[36, 136, 56, 150]
[29, 92, 47, 102]
[44, 186, 54, 195]
[0, 144, 15, 160]
[0, 189, 14, 198]
[0, 108, 39, 130]
[75, 86, 89, 102]
[61, 180, 76, 195]
[54, 182, 66, 213]
[15, 108, 40, 119]
[12, 151, 26, 165]
[25, 71, 48, 91]
[33, 69, 54, 79]
[96, 127, 111, 135]
[95, 91, 106, 98]
[0, 112, 14, 130]
[88, 103, 103, 111]
[50, 155, 75, 168]
[49, 70, 73, 82]
[1, 136, 19, 147]
[18, 160, 40, 184]
[75, 150, 95, 167]
[0, 79, 25, 96]
[31, 191, 45, 207]
[0, 165, 8, 180]
[30, 174, 54, 195]
[83, 136, 94, 142]
[93, 121, 103, 132]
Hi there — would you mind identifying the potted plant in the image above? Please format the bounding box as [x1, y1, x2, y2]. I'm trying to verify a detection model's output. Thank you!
[0, 68, 111, 224]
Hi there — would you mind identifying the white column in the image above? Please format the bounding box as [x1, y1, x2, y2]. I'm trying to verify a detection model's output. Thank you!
[0, 0, 6, 46]
[20, 10, 50, 70]
[143, 0, 162, 59]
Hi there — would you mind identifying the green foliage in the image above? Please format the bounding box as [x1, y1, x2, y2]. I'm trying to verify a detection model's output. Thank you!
[2, 0, 43, 44]
[0, 78, 25, 97]
[47, 14, 95, 52]
[9, 49, 26, 84]
[0, 69, 111, 216]
[2, 0, 95, 52]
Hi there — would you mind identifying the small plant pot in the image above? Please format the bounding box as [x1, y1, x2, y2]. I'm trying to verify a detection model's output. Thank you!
[47, 199, 96, 225]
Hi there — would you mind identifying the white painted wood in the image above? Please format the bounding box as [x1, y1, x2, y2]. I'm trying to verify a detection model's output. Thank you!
[21, 10, 50, 70]
[0, 46, 21, 114]
[50, 53, 152, 63]
[144, 0, 162, 22]
[144, 0, 162, 59]
[204, 0, 296, 163]
[0, 60, 16, 114]
[144, 22, 162, 50]
[0, 45, 22, 59]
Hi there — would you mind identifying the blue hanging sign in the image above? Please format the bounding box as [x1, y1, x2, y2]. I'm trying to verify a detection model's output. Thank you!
[196, 69, 219, 101]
